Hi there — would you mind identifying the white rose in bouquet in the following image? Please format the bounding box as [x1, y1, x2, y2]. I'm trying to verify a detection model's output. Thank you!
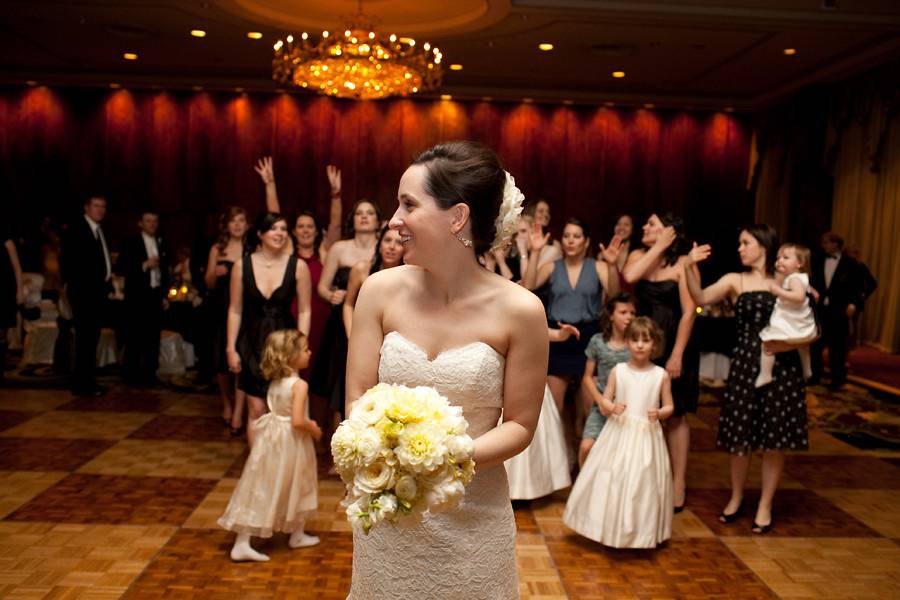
[394, 475, 418, 502]
[354, 459, 395, 495]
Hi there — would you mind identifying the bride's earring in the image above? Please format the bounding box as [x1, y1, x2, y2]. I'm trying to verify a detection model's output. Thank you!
[454, 232, 473, 248]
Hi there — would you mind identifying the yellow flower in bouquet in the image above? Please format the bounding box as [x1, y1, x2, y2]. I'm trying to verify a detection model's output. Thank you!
[331, 383, 476, 534]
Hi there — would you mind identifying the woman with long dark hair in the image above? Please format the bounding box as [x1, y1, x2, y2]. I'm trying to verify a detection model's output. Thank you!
[310, 198, 380, 418]
[684, 224, 807, 534]
[623, 212, 699, 514]
[226, 212, 311, 446]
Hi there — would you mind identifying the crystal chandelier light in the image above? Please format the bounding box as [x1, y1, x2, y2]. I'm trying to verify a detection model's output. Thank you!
[272, 9, 444, 100]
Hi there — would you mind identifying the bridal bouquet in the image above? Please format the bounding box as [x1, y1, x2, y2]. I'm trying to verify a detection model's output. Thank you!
[331, 383, 476, 534]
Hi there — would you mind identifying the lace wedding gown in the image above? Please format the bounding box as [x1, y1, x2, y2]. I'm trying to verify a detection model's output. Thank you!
[348, 331, 519, 599]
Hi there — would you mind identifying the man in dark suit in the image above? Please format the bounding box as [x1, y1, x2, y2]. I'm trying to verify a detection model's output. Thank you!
[115, 210, 169, 386]
[810, 231, 865, 389]
[61, 195, 113, 396]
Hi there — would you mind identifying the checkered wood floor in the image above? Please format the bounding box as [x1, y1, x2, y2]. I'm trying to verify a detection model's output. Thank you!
[0, 383, 898, 599]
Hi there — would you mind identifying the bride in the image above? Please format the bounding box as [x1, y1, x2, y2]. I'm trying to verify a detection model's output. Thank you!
[344, 141, 548, 599]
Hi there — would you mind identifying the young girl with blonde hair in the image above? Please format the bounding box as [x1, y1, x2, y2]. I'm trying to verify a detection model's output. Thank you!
[219, 329, 322, 561]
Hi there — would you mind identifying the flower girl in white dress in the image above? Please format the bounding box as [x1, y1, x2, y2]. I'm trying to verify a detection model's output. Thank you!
[218, 330, 322, 561]
[563, 317, 674, 548]
[755, 243, 817, 388]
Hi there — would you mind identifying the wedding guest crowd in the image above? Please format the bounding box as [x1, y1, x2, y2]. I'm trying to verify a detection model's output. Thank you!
[5, 148, 887, 544]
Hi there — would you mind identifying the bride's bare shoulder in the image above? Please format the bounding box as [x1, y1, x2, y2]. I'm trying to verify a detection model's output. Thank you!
[358, 265, 418, 296]
[491, 276, 546, 322]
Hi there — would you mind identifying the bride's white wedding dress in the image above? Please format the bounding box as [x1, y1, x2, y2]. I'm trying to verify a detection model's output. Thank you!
[348, 331, 519, 599]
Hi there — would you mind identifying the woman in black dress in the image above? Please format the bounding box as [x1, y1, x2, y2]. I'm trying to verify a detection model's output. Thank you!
[310, 200, 380, 419]
[226, 212, 311, 446]
[623, 213, 699, 513]
[205, 207, 248, 434]
[684, 224, 808, 534]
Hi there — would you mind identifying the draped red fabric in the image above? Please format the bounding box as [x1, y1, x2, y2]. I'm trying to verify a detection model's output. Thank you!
[2, 86, 752, 272]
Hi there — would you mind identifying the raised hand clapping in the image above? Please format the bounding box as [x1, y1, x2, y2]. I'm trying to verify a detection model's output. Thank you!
[529, 222, 550, 253]
[599, 234, 623, 265]
[686, 242, 712, 265]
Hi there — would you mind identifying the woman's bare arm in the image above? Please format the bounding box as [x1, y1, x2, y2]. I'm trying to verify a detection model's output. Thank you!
[470, 291, 548, 469]
[342, 261, 370, 339]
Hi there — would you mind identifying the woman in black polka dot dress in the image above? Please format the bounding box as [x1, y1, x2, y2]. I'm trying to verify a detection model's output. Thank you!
[683, 224, 808, 535]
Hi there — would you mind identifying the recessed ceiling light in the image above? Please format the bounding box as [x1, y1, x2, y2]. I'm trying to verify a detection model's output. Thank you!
[482, 96, 492, 102]
[25, 80, 37, 86]
[612, 71, 625, 78]
[604, 101, 615, 107]
[522, 98, 533, 103]
[191, 29, 206, 38]
[123, 52, 138, 60]
[247, 32, 263, 40]
[644, 103, 655, 109]
[440, 94, 452, 100]
[724, 106, 734, 112]
[193, 85, 204, 91]
[783, 48, 797, 55]
[449, 64, 463, 71]
[109, 83, 122, 89]
[235, 87, 245, 93]
[562, 100, 573, 105]
[538, 43, 554, 51]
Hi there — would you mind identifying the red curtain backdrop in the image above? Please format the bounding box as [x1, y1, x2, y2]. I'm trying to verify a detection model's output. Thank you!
[1, 86, 752, 275]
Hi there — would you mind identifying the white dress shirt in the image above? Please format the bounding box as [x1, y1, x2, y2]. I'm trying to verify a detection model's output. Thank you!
[141, 232, 161, 289]
[823, 252, 841, 306]
[84, 214, 111, 281]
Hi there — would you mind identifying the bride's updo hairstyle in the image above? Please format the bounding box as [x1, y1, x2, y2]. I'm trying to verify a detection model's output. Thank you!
[412, 141, 506, 255]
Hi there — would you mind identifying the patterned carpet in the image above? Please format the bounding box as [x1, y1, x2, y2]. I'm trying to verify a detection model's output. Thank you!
[0, 382, 898, 599]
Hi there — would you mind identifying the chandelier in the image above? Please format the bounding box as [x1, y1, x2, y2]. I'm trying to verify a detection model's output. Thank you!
[272, 10, 444, 100]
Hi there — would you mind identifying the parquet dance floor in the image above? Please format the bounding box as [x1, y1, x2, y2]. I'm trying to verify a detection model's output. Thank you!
[0, 383, 898, 599]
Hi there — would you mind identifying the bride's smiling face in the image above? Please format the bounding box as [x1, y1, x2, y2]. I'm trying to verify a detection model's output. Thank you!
[389, 165, 457, 266]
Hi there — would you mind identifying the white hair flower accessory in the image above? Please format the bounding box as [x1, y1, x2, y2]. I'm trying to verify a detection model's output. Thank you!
[491, 171, 525, 252]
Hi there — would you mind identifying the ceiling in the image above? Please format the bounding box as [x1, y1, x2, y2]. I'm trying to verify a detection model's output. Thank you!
[1, 0, 899, 110]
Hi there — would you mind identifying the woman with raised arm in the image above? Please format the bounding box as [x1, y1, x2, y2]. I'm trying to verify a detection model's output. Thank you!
[522, 218, 621, 414]
[622, 213, 699, 514]
[342, 225, 404, 338]
[309, 198, 380, 419]
[205, 208, 248, 435]
[226, 213, 312, 447]
[253, 158, 341, 368]
[344, 141, 547, 599]
[683, 225, 807, 534]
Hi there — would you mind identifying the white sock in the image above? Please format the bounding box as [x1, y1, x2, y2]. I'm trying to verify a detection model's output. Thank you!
[230, 533, 270, 562]
[289, 529, 320, 548]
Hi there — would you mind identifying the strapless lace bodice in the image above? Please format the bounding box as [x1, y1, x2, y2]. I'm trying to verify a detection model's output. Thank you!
[378, 331, 505, 437]
[348, 331, 519, 600]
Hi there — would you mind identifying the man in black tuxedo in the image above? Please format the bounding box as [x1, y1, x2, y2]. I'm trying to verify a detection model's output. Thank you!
[115, 211, 169, 386]
[61, 195, 113, 396]
[811, 232, 865, 389]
